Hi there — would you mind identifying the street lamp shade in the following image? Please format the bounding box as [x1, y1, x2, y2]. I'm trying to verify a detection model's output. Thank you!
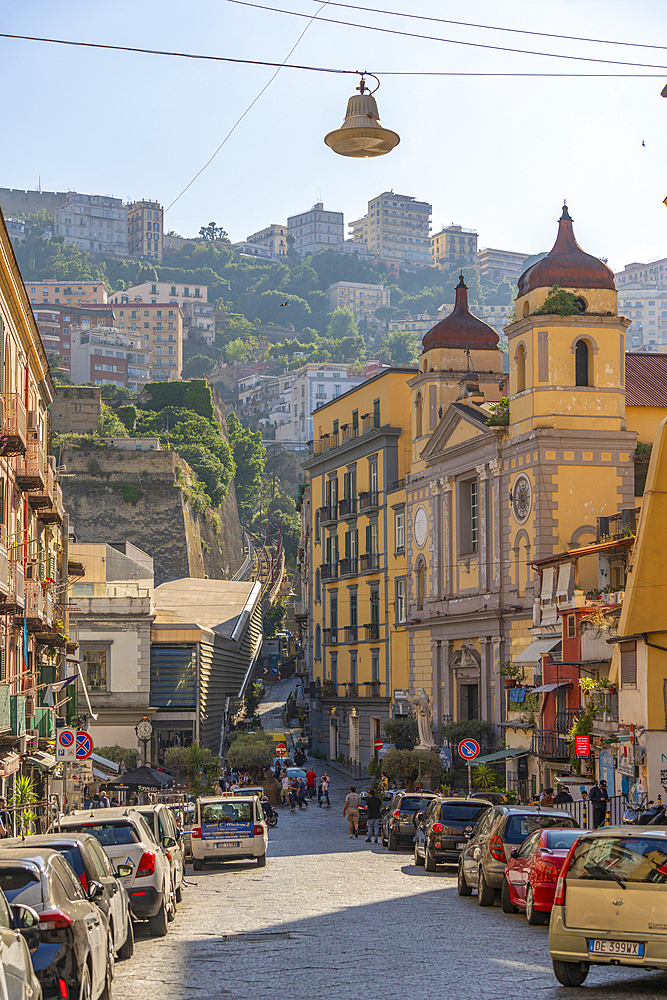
[325, 77, 399, 158]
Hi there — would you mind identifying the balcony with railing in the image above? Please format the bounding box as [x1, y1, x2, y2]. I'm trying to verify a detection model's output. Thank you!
[23, 579, 46, 631]
[359, 491, 379, 511]
[359, 552, 380, 573]
[0, 394, 27, 456]
[323, 628, 338, 646]
[361, 412, 380, 433]
[3, 556, 25, 614]
[39, 483, 65, 525]
[555, 709, 579, 734]
[364, 622, 380, 642]
[16, 433, 46, 494]
[341, 425, 359, 445]
[389, 479, 406, 493]
[320, 562, 338, 581]
[338, 557, 358, 578]
[597, 508, 641, 541]
[338, 497, 357, 518]
[0, 545, 8, 598]
[319, 504, 338, 526]
[531, 729, 570, 760]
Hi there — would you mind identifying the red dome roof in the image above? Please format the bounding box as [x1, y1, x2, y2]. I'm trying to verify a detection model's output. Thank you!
[422, 275, 499, 353]
[517, 204, 615, 297]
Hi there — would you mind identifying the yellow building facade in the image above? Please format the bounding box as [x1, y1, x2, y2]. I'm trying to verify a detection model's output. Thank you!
[303, 370, 414, 765]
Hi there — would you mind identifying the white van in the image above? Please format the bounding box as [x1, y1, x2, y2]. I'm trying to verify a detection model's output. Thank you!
[191, 793, 268, 869]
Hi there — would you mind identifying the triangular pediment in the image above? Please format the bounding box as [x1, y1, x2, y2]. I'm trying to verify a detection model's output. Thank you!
[420, 401, 493, 462]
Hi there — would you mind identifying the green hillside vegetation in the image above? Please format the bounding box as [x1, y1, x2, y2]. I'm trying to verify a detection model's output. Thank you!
[16, 228, 518, 374]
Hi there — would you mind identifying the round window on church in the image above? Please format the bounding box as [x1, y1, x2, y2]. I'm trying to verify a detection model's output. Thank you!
[512, 474, 532, 524]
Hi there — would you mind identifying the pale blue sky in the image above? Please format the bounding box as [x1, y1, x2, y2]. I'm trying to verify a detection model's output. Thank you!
[2, 0, 667, 270]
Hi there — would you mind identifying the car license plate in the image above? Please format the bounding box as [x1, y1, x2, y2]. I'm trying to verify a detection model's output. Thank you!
[216, 842, 239, 849]
[456, 842, 465, 849]
[588, 940, 644, 957]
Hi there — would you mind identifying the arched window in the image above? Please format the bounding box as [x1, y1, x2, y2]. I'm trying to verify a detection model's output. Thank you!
[315, 624, 321, 659]
[516, 343, 526, 393]
[314, 507, 321, 542]
[315, 567, 321, 602]
[415, 393, 423, 438]
[416, 559, 426, 611]
[575, 339, 589, 387]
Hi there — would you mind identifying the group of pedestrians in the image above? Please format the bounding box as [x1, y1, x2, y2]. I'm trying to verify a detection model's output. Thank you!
[343, 785, 382, 843]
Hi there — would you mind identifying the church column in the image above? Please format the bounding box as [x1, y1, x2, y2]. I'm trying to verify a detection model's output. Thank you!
[488, 459, 502, 589]
[430, 639, 442, 733]
[476, 463, 489, 591]
[441, 639, 453, 721]
[492, 635, 504, 730]
[442, 477, 453, 597]
[430, 478, 443, 597]
[479, 637, 490, 723]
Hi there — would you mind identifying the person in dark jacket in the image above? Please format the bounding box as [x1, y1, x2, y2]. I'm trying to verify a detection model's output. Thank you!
[364, 790, 383, 844]
[296, 778, 308, 809]
[553, 785, 574, 804]
[589, 779, 609, 828]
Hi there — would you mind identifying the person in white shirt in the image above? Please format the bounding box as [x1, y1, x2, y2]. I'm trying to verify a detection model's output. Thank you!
[281, 773, 290, 806]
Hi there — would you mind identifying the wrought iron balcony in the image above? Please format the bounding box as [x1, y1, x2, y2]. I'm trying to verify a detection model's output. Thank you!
[359, 491, 379, 511]
[531, 729, 570, 760]
[341, 425, 359, 445]
[338, 497, 357, 518]
[364, 622, 380, 642]
[555, 709, 579, 733]
[319, 504, 338, 525]
[343, 625, 358, 643]
[320, 562, 338, 581]
[16, 434, 46, 494]
[0, 394, 27, 456]
[360, 552, 380, 572]
[338, 557, 358, 577]
[323, 628, 338, 646]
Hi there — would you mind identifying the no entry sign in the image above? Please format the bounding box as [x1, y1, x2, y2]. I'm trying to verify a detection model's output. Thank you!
[374, 738, 384, 751]
[275, 744, 288, 757]
[76, 731, 94, 760]
[458, 739, 481, 761]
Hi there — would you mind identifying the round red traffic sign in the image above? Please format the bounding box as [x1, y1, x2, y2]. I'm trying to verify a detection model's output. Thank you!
[76, 731, 93, 760]
[458, 738, 481, 761]
[275, 744, 288, 757]
[58, 730, 74, 747]
[374, 738, 384, 750]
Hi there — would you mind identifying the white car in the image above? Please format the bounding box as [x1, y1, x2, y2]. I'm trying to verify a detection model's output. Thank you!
[61, 807, 175, 937]
[0, 885, 41, 1000]
[191, 794, 268, 869]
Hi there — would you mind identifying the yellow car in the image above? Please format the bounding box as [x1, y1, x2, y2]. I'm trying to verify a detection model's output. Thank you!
[549, 826, 667, 986]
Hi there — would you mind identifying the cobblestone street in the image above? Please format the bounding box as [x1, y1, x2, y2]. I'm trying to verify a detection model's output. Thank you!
[115, 767, 667, 1000]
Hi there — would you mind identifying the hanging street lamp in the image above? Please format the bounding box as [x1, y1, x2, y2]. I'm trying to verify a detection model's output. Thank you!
[325, 74, 400, 158]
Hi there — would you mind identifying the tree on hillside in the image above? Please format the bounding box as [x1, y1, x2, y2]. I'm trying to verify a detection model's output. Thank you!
[181, 353, 220, 379]
[326, 307, 358, 341]
[97, 405, 129, 437]
[253, 290, 312, 329]
[225, 338, 249, 364]
[199, 222, 229, 242]
[329, 334, 366, 363]
[227, 413, 265, 520]
[377, 329, 420, 367]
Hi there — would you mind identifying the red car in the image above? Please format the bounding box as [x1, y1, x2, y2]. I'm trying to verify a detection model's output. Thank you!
[502, 827, 581, 925]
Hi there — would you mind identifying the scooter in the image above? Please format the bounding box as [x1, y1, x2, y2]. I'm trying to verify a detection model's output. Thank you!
[623, 800, 667, 825]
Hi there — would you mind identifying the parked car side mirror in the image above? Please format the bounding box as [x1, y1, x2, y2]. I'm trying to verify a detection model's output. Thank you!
[11, 904, 40, 954]
[87, 880, 104, 901]
[116, 865, 133, 878]
[413, 811, 425, 827]
[510, 849, 519, 859]
[162, 836, 177, 849]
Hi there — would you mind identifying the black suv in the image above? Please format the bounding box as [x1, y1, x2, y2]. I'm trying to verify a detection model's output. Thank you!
[414, 798, 493, 870]
[381, 791, 437, 850]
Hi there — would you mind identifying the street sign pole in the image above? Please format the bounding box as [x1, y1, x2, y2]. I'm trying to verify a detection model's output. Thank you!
[468, 762, 472, 798]
[63, 762, 68, 815]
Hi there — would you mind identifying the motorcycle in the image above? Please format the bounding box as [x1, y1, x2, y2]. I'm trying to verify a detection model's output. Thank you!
[262, 800, 279, 828]
[623, 799, 667, 825]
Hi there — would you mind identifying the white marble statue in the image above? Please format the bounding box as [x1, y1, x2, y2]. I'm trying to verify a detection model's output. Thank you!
[406, 687, 437, 749]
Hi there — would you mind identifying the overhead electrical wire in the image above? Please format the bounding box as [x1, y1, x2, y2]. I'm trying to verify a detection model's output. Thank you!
[302, 0, 667, 53]
[0, 29, 664, 77]
[225, 0, 667, 72]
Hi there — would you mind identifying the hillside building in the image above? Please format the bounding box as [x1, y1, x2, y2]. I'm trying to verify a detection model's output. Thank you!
[70, 327, 150, 390]
[25, 279, 109, 307]
[275, 364, 365, 450]
[0, 187, 69, 218]
[110, 282, 213, 345]
[53, 192, 128, 257]
[477, 247, 531, 282]
[245, 223, 288, 257]
[349, 192, 431, 269]
[287, 202, 344, 256]
[326, 281, 390, 326]
[126, 200, 164, 260]
[430, 224, 478, 272]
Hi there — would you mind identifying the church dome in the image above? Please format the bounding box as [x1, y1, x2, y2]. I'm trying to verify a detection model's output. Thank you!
[517, 204, 615, 297]
[422, 274, 499, 353]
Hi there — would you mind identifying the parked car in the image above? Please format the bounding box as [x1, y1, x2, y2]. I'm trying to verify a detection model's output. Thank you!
[61, 807, 174, 937]
[167, 803, 195, 862]
[284, 768, 306, 781]
[3, 832, 134, 960]
[134, 803, 186, 904]
[458, 805, 579, 906]
[467, 791, 510, 805]
[191, 793, 268, 869]
[415, 798, 493, 870]
[381, 792, 438, 851]
[0, 848, 112, 1000]
[0, 883, 42, 1000]
[549, 827, 667, 986]
[502, 827, 582, 924]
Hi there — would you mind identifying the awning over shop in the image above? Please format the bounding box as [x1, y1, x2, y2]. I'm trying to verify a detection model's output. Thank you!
[0, 750, 20, 777]
[532, 680, 573, 694]
[513, 637, 561, 665]
[24, 751, 58, 774]
[474, 748, 530, 764]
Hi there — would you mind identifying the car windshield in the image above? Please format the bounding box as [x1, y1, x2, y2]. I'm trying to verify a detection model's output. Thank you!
[65, 823, 140, 847]
[568, 836, 667, 884]
[200, 802, 254, 823]
[545, 830, 581, 851]
[505, 813, 578, 845]
[441, 804, 489, 825]
[400, 797, 433, 813]
[0, 866, 43, 906]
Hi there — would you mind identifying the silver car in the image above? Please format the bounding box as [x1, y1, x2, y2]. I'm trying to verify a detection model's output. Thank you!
[0, 885, 41, 1000]
[134, 804, 185, 904]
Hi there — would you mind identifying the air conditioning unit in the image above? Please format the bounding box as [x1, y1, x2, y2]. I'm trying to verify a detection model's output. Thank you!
[24, 697, 35, 717]
[27, 411, 38, 430]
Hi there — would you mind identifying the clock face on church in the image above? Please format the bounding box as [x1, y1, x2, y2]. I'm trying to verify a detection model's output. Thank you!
[413, 506, 428, 548]
[512, 474, 532, 524]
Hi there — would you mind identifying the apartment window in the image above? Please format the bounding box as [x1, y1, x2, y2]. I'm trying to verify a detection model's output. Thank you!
[371, 650, 380, 682]
[567, 615, 576, 639]
[395, 510, 405, 552]
[366, 521, 378, 555]
[330, 593, 338, 636]
[82, 648, 107, 691]
[352, 409, 358, 430]
[460, 479, 479, 554]
[370, 586, 380, 626]
[316, 382, 325, 398]
[350, 592, 358, 629]
[349, 652, 357, 686]
[620, 641, 637, 688]
[369, 460, 378, 496]
[315, 625, 321, 659]
[315, 567, 321, 602]
[393, 577, 406, 623]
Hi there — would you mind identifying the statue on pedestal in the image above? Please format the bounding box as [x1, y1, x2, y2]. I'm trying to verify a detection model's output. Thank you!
[406, 687, 437, 750]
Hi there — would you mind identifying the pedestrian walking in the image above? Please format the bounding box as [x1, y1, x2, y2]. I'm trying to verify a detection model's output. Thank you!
[306, 767, 317, 799]
[281, 772, 290, 806]
[589, 779, 610, 828]
[319, 774, 330, 807]
[99, 791, 110, 808]
[0, 797, 12, 837]
[214, 781, 224, 796]
[297, 778, 308, 809]
[539, 787, 554, 807]
[364, 788, 382, 844]
[553, 784, 573, 804]
[288, 779, 297, 811]
[344, 786, 361, 838]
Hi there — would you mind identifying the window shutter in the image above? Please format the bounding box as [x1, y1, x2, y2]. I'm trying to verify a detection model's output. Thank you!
[344, 531, 350, 559]
[620, 641, 637, 687]
[365, 525, 372, 553]
[326, 536, 331, 564]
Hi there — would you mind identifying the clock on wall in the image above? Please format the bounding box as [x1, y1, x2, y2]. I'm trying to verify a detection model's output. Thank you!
[512, 473, 532, 524]
[413, 505, 428, 548]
